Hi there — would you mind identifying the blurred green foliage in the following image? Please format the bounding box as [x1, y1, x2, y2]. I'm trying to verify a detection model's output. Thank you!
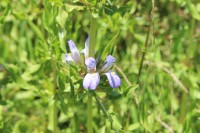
[0, 0, 200, 132]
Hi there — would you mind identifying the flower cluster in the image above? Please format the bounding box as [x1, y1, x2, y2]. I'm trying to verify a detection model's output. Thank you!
[65, 37, 121, 90]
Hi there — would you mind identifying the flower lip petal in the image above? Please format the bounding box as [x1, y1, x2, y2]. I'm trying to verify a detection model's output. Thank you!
[83, 73, 100, 90]
[85, 57, 96, 72]
[105, 71, 121, 88]
[99, 55, 115, 73]
[106, 55, 115, 64]
[67, 40, 81, 63]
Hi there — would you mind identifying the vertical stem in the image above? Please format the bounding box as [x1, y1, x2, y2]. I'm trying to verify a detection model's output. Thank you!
[52, 59, 58, 133]
[49, 58, 58, 133]
[52, 98, 58, 133]
[136, 1, 154, 128]
[89, 17, 97, 57]
[87, 16, 97, 133]
[137, 0, 155, 84]
[87, 93, 93, 133]
[87, 17, 97, 133]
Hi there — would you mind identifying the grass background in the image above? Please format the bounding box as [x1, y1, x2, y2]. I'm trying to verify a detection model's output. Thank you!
[0, 0, 200, 132]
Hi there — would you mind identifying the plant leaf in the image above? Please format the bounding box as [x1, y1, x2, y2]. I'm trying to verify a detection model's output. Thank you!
[101, 31, 119, 59]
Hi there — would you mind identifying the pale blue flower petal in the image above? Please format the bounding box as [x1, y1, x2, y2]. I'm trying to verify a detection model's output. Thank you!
[106, 55, 115, 64]
[83, 73, 100, 90]
[99, 55, 115, 73]
[68, 40, 81, 63]
[85, 57, 96, 72]
[105, 71, 121, 88]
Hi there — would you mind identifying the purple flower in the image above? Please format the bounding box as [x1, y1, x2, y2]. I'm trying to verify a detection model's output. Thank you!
[65, 40, 81, 63]
[99, 55, 115, 73]
[83, 57, 100, 90]
[83, 73, 100, 90]
[85, 57, 96, 73]
[83, 56, 121, 90]
[105, 71, 121, 88]
[106, 55, 116, 64]
[64, 37, 121, 90]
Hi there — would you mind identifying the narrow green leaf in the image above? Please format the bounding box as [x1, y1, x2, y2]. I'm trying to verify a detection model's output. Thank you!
[27, 19, 48, 51]
[101, 31, 119, 59]
[27, 19, 45, 42]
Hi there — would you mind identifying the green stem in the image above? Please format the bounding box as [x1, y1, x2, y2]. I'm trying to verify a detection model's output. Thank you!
[52, 60, 58, 133]
[48, 58, 58, 133]
[137, 0, 155, 84]
[87, 17, 97, 133]
[89, 17, 97, 57]
[87, 94, 93, 133]
[86, 16, 97, 133]
[48, 89, 58, 133]
[53, 99, 58, 133]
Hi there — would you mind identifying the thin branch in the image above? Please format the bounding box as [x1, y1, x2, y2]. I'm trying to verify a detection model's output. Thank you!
[114, 64, 132, 86]
[137, 0, 155, 84]
[125, 1, 155, 131]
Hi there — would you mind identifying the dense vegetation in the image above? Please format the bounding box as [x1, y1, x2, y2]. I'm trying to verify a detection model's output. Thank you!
[0, 0, 200, 132]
